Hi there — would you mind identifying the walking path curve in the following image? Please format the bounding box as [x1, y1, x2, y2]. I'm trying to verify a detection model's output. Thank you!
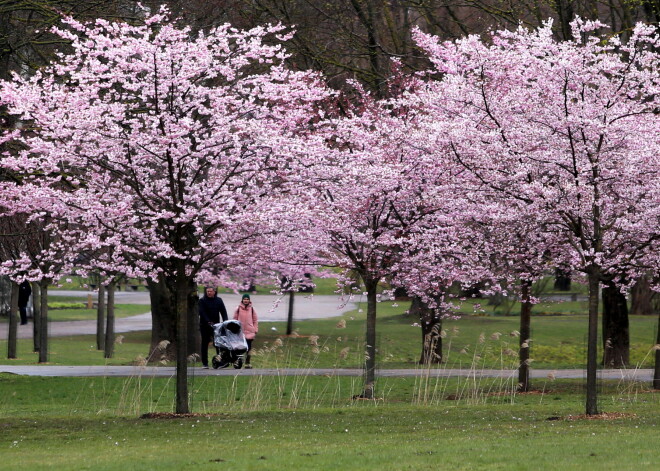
[1, 291, 357, 339]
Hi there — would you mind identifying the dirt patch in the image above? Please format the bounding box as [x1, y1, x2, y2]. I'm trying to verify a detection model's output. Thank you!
[487, 389, 551, 397]
[139, 412, 222, 419]
[446, 389, 551, 400]
[351, 395, 384, 401]
[563, 412, 637, 421]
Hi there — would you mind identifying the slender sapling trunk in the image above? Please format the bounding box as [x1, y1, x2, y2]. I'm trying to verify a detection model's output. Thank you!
[361, 278, 379, 399]
[175, 262, 190, 414]
[586, 273, 600, 415]
[97, 283, 106, 351]
[38, 281, 48, 363]
[518, 280, 532, 392]
[654, 310, 660, 390]
[31, 282, 40, 352]
[7, 281, 18, 359]
[287, 290, 294, 335]
[104, 281, 116, 358]
[601, 281, 629, 367]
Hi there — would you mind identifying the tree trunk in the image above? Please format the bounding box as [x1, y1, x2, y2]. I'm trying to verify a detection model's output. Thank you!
[186, 280, 199, 362]
[553, 268, 571, 291]
[175, 261, 190, 414]
[518, 281, 532, 392]
[393, 286, 408, 300]
[96, 283, 106, 351]
[586, 273, 600, 415]
[642, 0, 660, 24]
[350, 0, 382, 94]
[286, 290, 294, 335]
[0, 276, 9, 318]
[7, 281, 18, 359]
[653, 309, 659, 390]
[602, 281, 630, 367]
[409, 296, 442, 365]
[555, 0, 575, 40]
[148, 276, 176, 361]
[148, 275, 197, 363]
[630, 276, 658, 316]
[38, 281, 48, 363]
[31, 282, 41, 352]
[360, 278, 379, 399]
[104, 281, 116, 359]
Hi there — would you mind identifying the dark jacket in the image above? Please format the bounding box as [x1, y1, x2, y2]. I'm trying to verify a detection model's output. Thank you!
[199, 293, 228, 328]
[18, 281, 32, 308]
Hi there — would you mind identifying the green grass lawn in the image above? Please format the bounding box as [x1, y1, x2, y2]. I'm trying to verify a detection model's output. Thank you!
[249, 301, 657, 370]
[0, 301, 148, 324]
[1, 277, 655, 470]
[48, 271, 375, 296]
[50, 277, 148, 292]
[47, 304, 149, 322]
[0, 375, 658, 470]
[0, 331, 153, 365]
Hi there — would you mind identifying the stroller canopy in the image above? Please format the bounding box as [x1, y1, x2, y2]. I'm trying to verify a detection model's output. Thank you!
[213, 320, 248, 351]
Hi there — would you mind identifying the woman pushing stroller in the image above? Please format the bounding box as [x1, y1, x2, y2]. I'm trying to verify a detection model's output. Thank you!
[233, 293, 258, 368]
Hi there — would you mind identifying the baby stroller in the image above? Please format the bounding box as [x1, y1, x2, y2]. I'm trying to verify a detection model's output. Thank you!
[212, 320, 248, 369]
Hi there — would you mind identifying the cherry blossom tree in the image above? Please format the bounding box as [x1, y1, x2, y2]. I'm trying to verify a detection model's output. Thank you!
[392, 177, 560, 389]
[411, 19, 660, 414]
[195, 198, 327, 338]
[0, 8, 329, 413]
[303, 83, 461, 398]
[389, 193, 489, 367]
[0, 214, 25, 359]
[471, 206, 563, 391]
[0, 184, 75, 363]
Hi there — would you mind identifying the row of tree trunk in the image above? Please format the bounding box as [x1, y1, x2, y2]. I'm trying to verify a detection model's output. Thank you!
[6, 281, 48, 362]
[5, 279, 117, 361]
[3, 275, 200, 369]
[407, 276, 660, 397]
[3, 275, 659, 412]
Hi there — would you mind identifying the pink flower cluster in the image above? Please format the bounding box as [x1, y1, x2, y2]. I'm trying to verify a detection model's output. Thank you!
[0, 12, 657, 300]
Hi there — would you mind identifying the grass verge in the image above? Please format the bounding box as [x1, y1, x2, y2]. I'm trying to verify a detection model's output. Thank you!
[0, 375, 658, 470]
[0, 303, 148, 323]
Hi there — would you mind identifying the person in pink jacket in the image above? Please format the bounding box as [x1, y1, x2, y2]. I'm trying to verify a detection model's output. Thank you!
[233, 293, 258, 368]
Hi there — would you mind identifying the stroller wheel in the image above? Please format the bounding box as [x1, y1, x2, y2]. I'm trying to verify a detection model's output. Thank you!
[212, 354, 230, 370]
[233, 357, 244, 369]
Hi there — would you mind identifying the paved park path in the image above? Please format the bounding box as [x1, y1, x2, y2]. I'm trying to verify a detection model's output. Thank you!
[0, 364, 653, 381]
[0, 290, 653, 381]
[2, 290, 357, 339]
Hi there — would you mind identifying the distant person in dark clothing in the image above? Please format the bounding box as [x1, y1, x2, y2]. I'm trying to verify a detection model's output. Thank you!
[199, 286, 228, 368]
[18, 281, 32, 325]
